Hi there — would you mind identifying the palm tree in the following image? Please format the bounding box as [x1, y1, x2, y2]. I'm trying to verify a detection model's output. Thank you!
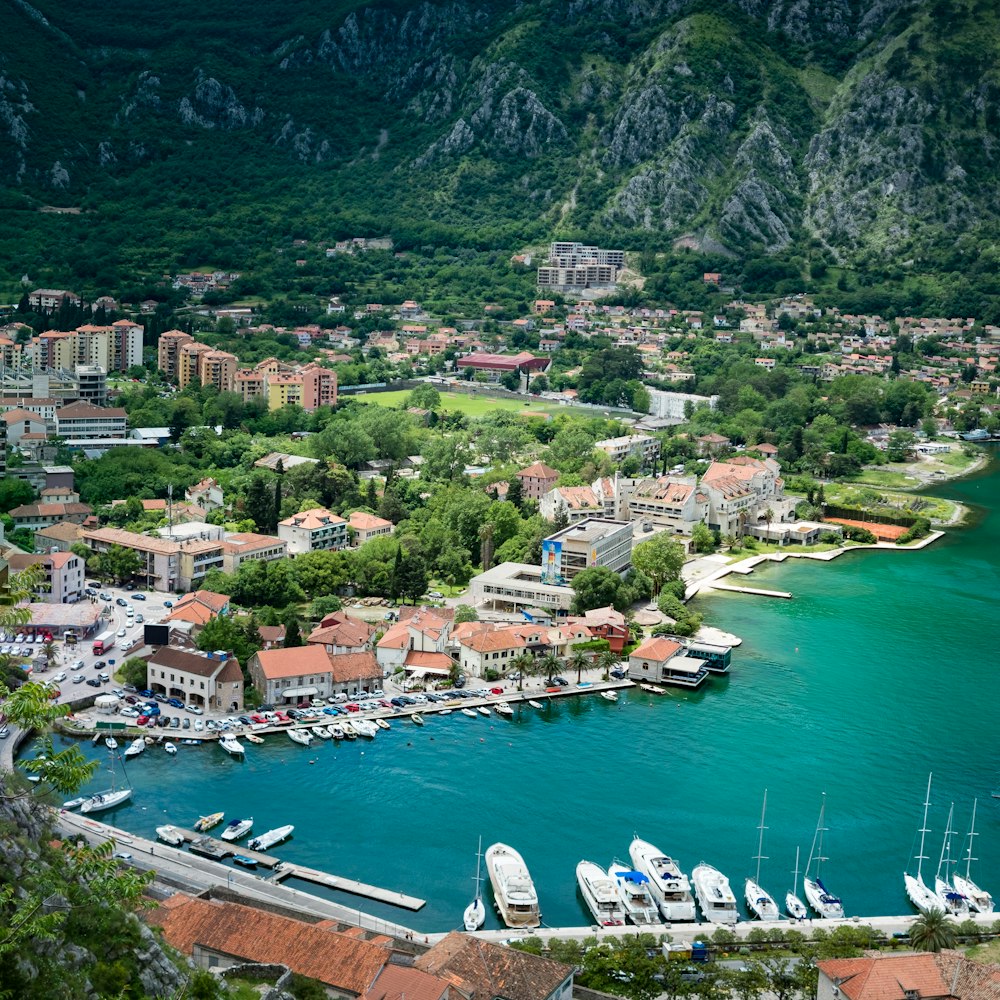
[511, 652, 535, 693]
[569, 649, 590, 685]
[909, 909, 956, 952]
[42, 642, 57, 673]
[597, 648, 620, 681]
[478, 523, 495, 572]
[539, 651, 562, 685]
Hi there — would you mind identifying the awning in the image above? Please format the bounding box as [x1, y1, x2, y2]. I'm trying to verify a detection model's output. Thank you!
[280, 686, 318, 698]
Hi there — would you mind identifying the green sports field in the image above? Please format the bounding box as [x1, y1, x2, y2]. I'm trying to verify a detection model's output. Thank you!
[351, 389, 601, 418]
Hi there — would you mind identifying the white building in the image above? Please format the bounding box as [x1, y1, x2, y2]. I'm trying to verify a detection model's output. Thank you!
[594, 434, 660, 465]
[278, 507, 348, 554]
[646, 389, 718, 421]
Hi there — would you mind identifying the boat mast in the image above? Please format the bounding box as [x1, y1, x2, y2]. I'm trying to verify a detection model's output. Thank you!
[963, 799, 979, 879]
[937, 802, 956, 882]
[915, 772, 932, 883]
[752, 789, 768, 884]
[807, 792, 829, 880]
[473, 836, 483, 902]
[791, 846, 801, 896]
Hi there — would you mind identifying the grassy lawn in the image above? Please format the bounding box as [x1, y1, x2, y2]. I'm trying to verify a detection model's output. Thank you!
[967, 939, 1000, 964]
[724, 541, 847, 562]
[823, 482, 957, 523]
[843, 467, 918, 488]
[352, 389, 600, 419]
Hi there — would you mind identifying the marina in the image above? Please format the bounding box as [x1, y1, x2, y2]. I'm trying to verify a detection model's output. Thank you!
[30, 454, 1000, 933]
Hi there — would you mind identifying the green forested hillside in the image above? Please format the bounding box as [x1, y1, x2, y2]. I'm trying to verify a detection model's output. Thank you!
[2, 0, 1000, 313]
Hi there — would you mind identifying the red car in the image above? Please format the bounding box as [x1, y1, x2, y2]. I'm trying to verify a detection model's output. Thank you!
[274, 711, 289, 722]
[490, 687, 504, 695]
[251, 714, 267, 724]
[137, 714, 149, 725]
[345, 703, 360, 713]
[378, 699, 392, 708]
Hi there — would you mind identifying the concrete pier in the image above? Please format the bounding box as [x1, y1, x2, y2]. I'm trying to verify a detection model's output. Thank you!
[707, 583, 793, 598]
[273, 863, 426, 911]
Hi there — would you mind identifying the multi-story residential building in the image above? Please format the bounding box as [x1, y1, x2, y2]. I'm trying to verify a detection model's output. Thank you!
[233, 368, 265, 402]
[82, 526, 225, 592]
[54, 401, 128, 442]
[157, 330, 194, 379]
[541, 518, 633, 585]
[300, 363, 338, 411]
[277, 507, 348, 555]
[515, 462, 559, 501]
[7, 551, 85, 603]
[619, 477, 708, 538]
[594, 434, 661, 465]
[29, 289, 82, 312]
[347, 511, 393, 547]
[35, 323, 142, 373]
[220, 532, 288, 574]
[700, 456, 787, 536]
[548, 242, 626, 269]
[457, 627, 526, 679]
[647, 389, 717, 421]
[177, 341, 213, 389]
[266, 371, 303, 409]
[376, 609, 453, 677]
[75, 365, 108, 406]
[199, 350, 238, 393]
[10, 500, 93, 531]
[146, 647, 243, 712]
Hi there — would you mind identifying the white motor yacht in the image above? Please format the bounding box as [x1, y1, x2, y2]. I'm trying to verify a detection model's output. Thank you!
[577, 860, 626, 926]
[220, 817, 254, 842]
[485, 842, 540, 928]
[628, 837, 696, 922]
[247, 825, 293, 852]
[691, 863, 740, 923]
[609, 862, 661, 925]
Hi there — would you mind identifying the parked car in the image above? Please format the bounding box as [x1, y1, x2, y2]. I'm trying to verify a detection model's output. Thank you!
[72, 659, 85, 671]
[132, 593, 146, 601]
[52, 672, 66, 682]
[115, 598, 128, 607]
[610, 667, 626, 679]
[98, 673, 110, 682]
[552, 676, 569, 686]
[170, 717, 180, 728]
[137, 715, 149, 725]
[182, 718, 190, 729]
[123, 684, 137, 693]
[163, 600, 174, 608]
[72, 674, 85, 684]
[428, 590, 444, 599]
[185, 704, 203, 715]
[193, 719, 204, 732]
[167, 698, 184, 708]
[489, 687, 504, 695]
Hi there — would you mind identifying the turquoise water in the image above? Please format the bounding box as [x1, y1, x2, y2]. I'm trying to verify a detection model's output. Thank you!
[45, 455, 1000, 933]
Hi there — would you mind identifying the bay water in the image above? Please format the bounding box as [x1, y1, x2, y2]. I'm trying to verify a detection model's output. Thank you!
[49, 455, 1000, 932]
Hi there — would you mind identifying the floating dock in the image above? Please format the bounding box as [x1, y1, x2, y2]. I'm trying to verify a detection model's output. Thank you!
[169, 828, 280, 868]
[272, 863, 426, 911]
[708, 583, 792, 599]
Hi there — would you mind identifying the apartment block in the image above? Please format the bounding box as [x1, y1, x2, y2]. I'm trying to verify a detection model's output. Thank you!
[157, 330, 194, 378]
[278, 507, 348, 554]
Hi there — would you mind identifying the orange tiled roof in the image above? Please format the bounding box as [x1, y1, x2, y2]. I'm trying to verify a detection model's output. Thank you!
[630, 636, 682, 662]
[149, 894, 391, 992]
[253, 645, 333, 680]
[517, 462, 559, 480]
[817, 954, 953, 1000]
[364, 965, 451, 1000]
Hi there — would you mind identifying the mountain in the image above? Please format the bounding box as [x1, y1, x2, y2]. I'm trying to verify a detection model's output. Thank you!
[1, 0, 998, 284]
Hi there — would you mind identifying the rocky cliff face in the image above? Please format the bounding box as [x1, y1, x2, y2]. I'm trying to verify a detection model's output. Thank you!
[1, 0, 998, 264]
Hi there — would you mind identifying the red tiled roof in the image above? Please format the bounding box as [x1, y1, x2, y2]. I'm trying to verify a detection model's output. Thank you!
[817, 954, 953, 1000]
[253, 645, 333, 680]
[517, 462, 559, 480]
[630, 636, 682, 662]
[364, 965, 451, 1000]
[148, 894, 392, 992]
[328, 651, 380, 682]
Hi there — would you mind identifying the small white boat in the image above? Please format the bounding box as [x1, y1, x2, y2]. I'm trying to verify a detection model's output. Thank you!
[953, 799, 994, 913]
[156, 825, 185, 846]
[691, 863, 739, 923]
[477, 706, 491, 717]
[244, 733, 264, 745]
[219, 736, 245, 756]
[464, 837, 486, 931]
[329, 725, 346, 740]
[745, 790, 780, 921]
[62, 796, 87, 810]
[485, 842, 540, 928]
[438, 709, 452, 716]
[287, 728, 313, 746]
[411, 714, 425, 727]
[163, 742, 177, 755]
[577, 860, 626, 926]
[905, 774, 944, 915]
[248, 825, 294, 852]
[312, 726, 332, 740]
[339, 723, 357, 740]
[785, 847, 809, 920]
[528, 700, 545, 710]
[220, 817, 254, 842]
[104, 737, 118, 749]
[494, 702, 514, 717]
[354, 719, 379, 737]
[461, 708, 477, 718]
[609, 862, 661, 925]
[123, 737, 146, 758]
[805, 793, 845, 918]
[600, 690, 618, 702]
[629, 837, 696, 922]
[375, 718, 391, 730]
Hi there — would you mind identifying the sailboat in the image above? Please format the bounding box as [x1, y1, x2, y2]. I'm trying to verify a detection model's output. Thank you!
[785, 847, 808, 920]
[953, 799, 994, 913]
[904, 773, 944, 914]
[744, 789, 780, 920]
[80, 748, 133, 814]
[934, 803, 970, 916]
[804, 792, 844, 918]
[463, 837, 486, 931]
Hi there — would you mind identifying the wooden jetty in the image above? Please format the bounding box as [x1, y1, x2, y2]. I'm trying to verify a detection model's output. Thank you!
[272, 862, 426, 911]
[169, 828, 279, 869]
